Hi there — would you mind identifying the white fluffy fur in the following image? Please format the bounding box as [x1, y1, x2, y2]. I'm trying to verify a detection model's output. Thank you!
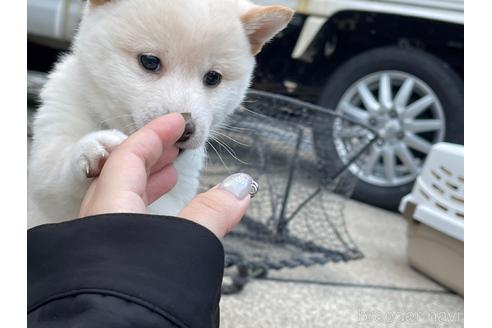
[28, 0, 293, 228]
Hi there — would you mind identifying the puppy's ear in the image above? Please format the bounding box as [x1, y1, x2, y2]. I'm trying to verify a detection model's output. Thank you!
[241, 5, 294, 55]
[89, 0, 111, 6]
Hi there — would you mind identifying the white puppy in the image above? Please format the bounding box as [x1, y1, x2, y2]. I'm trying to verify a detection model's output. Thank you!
[28, 0, 293, 227]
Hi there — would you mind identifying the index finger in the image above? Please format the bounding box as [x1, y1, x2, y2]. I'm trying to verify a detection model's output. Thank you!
[98, 113, 185, 192]
[118, 113, 185, 171]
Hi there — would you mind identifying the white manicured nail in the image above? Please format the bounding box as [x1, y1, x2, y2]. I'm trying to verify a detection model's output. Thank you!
[218, 173, 253, 199]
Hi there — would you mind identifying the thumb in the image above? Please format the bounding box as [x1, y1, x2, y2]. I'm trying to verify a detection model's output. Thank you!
[178, 173, 254, 239]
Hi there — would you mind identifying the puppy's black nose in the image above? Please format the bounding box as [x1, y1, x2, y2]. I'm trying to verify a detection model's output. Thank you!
[178, 121, 195, 143]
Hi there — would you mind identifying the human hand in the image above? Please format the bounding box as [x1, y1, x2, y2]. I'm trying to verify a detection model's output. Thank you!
[79, 113, 252, 238]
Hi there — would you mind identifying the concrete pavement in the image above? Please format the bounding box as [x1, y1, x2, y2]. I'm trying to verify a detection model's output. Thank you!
[220, 200, 463, 327]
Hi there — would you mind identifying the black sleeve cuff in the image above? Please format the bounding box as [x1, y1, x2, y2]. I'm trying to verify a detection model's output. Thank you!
[28, 214, 224, 328]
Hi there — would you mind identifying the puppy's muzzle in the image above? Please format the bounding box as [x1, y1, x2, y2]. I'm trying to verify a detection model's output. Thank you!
[178, 121, 196, 143]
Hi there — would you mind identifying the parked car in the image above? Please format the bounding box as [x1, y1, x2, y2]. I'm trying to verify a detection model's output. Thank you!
[255, 0, 463, 210]
[27, 0, 464, 210]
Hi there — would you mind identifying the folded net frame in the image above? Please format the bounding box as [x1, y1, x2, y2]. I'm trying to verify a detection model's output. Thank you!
[199, 90, 380, 293]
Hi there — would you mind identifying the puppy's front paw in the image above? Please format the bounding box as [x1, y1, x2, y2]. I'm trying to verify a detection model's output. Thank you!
[73, 130, 127, 178]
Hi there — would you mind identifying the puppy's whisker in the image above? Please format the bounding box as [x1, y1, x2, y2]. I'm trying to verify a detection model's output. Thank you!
[211, 135, 235, 156]
[211, 136, 248, 165]
[240, 105, 271, 120]
[207, 140, 231, 174]
[216, 123, 254, 132]
[212, 131, 249, 147]
[241, 98, 257, 104]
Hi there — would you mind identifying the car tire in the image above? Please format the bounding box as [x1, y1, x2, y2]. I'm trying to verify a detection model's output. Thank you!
[314, 46, 463, 210]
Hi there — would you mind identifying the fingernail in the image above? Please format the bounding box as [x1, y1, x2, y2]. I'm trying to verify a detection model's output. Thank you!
[219, 173, 252, 199]
[181, 112, 192, 123]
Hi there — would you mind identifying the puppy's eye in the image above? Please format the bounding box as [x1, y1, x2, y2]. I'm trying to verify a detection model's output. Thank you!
[139, 54, 161, 72]
[203, 71, 222, 88]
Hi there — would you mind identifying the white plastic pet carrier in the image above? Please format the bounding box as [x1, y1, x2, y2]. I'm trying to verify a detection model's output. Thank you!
[400, 142, 464, 240]
[400, 142, 464, 295]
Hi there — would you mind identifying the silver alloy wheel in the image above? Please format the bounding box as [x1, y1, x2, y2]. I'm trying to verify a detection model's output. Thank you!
[333, 71, 445, 187]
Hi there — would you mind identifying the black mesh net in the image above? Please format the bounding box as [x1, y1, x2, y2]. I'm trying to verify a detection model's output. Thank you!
[199, 91, 379, 290]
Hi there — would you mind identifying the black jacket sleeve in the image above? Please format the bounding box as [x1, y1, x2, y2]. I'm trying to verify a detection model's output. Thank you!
[28, 214, 224, 328]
